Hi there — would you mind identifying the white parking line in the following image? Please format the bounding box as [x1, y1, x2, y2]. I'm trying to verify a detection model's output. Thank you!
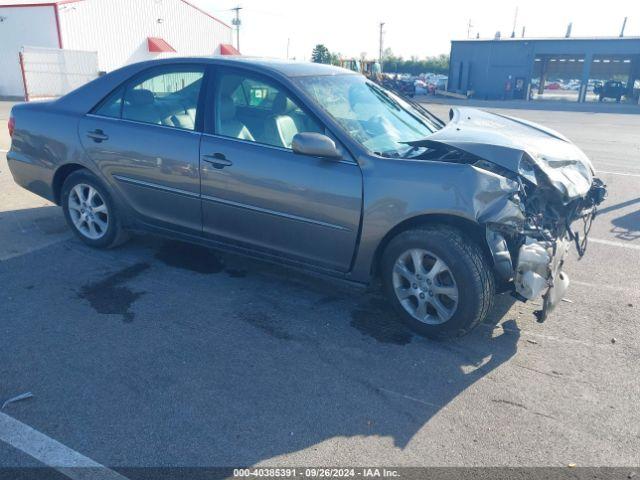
[0, 412, 129, 480]
[590, 238, 640, 250]
[597, 170, 640, 178]
[573, 280, 639, 293]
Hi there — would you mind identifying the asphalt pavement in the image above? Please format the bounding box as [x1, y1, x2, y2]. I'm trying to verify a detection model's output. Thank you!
[0, 100, 639, 474]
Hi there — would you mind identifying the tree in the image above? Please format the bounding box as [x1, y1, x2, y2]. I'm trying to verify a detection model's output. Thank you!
[381, 49, 450, 75]
[311, 44, 331, 64]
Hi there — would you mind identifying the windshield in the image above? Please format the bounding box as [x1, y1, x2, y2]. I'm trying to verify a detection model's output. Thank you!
[296, 74, 440, 158]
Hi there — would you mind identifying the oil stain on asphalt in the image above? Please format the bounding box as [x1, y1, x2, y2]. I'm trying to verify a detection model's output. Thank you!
[154, 241, 248, 277]
[79, 262, 150, 323]
[350, 296, 413, 346]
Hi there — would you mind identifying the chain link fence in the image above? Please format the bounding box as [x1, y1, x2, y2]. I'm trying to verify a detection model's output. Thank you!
[19, 46, 99, 101]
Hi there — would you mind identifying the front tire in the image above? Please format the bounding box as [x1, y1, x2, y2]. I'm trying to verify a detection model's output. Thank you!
[381, 225, 495, 339]
[61, 169, 128, 249]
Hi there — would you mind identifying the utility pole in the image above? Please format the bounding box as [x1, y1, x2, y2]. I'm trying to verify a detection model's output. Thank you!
[379, 22, 385, 69]
[231, 6, 242, 52]
[620, 17, 628, 37]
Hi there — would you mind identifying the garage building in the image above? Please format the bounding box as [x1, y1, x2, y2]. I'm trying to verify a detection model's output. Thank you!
[0, 0, 234, 98]
[448, 37, 640, 103]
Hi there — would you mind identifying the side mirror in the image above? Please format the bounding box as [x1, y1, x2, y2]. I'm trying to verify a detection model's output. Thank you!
[292, 132, 342, 159]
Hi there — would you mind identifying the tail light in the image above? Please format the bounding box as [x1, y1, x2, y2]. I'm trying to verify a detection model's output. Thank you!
[7, 114, 15, 138]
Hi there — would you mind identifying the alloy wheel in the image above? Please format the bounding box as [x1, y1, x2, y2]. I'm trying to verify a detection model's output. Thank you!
[68, 183, 109, 240]
[392, 249, 459, 325]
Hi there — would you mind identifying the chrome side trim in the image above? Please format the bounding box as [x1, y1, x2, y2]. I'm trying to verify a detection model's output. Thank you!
[201, 194, 350, 232]
[113, 175, 200, 199]
[113, 175, 349, 232]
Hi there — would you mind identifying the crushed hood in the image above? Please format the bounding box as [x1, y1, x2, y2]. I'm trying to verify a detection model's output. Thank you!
[412, 107, 595, 201]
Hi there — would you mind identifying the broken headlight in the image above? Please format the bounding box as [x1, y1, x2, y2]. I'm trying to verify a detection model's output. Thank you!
[518, 154, 538, 185]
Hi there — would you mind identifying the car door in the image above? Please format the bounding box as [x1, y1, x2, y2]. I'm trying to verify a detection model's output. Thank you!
[199, 67, 362, 272]
[79, 65, 206, 233]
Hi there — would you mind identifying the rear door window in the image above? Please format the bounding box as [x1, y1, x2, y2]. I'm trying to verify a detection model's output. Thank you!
[122, 68, 205, 131]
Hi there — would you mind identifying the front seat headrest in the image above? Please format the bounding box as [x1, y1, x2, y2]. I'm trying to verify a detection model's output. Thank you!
[126, 89, 155, 106]
[219, 95, 237, 120]
[272, 92, 296, 116]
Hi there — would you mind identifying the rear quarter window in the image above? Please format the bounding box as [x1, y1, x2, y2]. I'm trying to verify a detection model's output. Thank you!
[92, 86, 124, 118]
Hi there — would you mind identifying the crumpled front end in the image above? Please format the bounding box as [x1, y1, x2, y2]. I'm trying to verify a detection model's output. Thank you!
[408, 107, 608, 321]
[484, 172, 607, 321]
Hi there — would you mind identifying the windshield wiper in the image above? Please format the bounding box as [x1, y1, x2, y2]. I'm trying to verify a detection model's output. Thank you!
[375, 146, 426, 159]
[400, 146, 427, 159]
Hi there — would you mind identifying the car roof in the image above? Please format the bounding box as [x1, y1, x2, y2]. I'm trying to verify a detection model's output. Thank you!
[142, 56, 358, 78]
[53, 55, 360, 115]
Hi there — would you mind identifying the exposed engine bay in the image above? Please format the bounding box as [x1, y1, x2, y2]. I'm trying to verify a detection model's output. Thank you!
[408, 107, 608, 321]
[494, 174, 606, 322]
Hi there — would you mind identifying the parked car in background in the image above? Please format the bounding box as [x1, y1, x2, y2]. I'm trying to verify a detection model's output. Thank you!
[7, 57, 606, 338]
[433, 77, 445, 91]
[594, 80, 626, 102]
[381, 75, 416, 97]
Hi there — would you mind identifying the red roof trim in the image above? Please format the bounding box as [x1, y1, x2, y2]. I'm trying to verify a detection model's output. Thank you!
[0, 0, 229, 31]
[178, 0, 230, 29]
[147, 37, 177, 53]
[53, 4, 63, 48]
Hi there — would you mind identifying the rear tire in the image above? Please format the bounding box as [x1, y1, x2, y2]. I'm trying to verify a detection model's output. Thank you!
[61, 169, 128, 249]
[381, 225, 495, 339]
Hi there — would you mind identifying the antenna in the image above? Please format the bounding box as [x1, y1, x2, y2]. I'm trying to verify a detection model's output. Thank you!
[565, 22, 572, 38]
[467, 18, 474, 39]
[511, 6, 519, 38]
[620, 17, 628, 37]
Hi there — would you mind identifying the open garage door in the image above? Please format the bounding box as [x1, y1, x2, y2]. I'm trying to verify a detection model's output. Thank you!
[586, 54, 639, 104]
[19, 46, 99, 101]
[531, 55, 584, 102]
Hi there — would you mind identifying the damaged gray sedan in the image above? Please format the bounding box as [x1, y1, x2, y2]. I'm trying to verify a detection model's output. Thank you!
[7, 57, 607, 338]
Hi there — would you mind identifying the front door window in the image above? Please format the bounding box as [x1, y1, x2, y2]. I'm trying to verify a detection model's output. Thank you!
[214, 72, 324, 149]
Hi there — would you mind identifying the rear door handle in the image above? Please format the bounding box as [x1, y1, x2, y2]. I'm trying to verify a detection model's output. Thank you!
[87, 129, 109, 142]
[202, 153, 233, 169]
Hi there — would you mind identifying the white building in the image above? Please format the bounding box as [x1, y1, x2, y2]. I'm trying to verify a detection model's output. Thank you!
[0, 0, 235, 98]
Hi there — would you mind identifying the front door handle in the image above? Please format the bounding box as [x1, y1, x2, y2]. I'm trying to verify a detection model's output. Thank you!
[202, 153, 233, 169]
[87, 129, 109, 143]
